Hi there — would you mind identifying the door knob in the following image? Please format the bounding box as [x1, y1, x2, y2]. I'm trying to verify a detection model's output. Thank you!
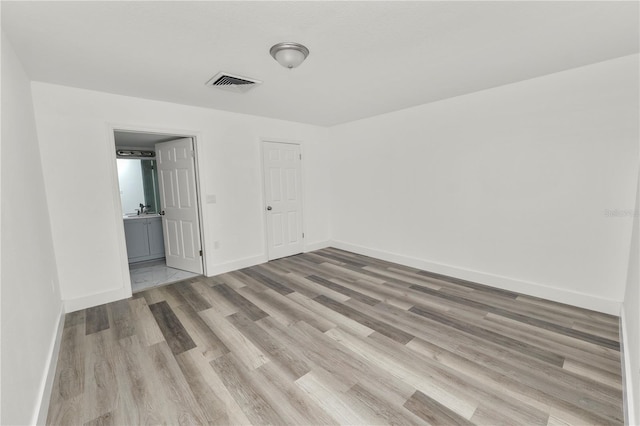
[266, 206, 272, 211]
[160, 211, 166, 215]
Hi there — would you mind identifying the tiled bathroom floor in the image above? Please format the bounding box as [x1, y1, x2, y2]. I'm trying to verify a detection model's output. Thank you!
[129, 259, 200, 293]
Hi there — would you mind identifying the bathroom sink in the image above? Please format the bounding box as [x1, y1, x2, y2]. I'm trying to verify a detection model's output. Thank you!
[123, 213, 160, 219]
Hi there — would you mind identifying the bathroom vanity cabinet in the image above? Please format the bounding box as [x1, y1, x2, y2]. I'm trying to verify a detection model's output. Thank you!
[123, 215, 165, 263]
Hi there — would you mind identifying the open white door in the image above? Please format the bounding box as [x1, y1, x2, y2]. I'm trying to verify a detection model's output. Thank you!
[263, 141, 304, 260]
[155, 138, 203, 274]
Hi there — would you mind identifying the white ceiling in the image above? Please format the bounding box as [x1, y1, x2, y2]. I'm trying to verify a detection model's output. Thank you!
[3, 1, 638, 127]
[114, 131, 184, 148]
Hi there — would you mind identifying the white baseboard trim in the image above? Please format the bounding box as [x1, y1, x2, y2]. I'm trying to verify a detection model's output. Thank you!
[206, 254, 268, 277]
[64, 286, 132, 313]
[620, 306, 636, 426]
[304, 240, 331, 253]
[330, 240, 622, 315]
[33, 305, 65, 425]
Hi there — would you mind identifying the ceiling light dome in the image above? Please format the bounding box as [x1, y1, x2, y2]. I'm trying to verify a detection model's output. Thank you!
[270, 42, 310, 69]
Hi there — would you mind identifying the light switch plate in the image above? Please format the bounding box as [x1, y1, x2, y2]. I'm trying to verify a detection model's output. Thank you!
[206, 194, 216, 204]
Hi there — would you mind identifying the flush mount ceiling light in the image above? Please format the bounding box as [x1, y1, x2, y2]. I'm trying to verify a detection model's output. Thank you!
[269, 42, 310, 69]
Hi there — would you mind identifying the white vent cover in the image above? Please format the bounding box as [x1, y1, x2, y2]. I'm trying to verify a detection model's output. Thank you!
[205, 72, 262, 93]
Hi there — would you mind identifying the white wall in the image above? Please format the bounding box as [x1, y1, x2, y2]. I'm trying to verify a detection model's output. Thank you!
[623, 172, 640, 425]
[30, 82, 331, 311]
[329, 54, 639, 314]
[1, 34, 63, 425]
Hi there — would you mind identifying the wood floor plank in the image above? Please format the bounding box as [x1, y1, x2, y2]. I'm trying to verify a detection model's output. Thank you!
[128, 297, 165, 347]
[374, 299, 621, 424]
[482, 312, 622, 371]
[47, 248, 623, 425]
[178, 349, 253, 425]
[48, 395, 84, 426]
[190, 280, 240, 316]
[174, 349, 230, 424]
[414, 268, 521, 299]
[314, 294, 414, 344]
[363, 265, 443, 290]
[295, 369, 372, 425]
[404, 390, 475, 426]
[236, 285, 336, 332]
[282, 271, 352, 302]
[212, 282, 268, 321]
[215, 273, 249, 290]
[306, 274, 381, 305]
[562, 358, 622, 389]
[83, 329, 120, 422]
[516, 294, 619, 327]
[173, 280, 212, 312]
[210, 352, 283, 425]
[227, 311, 311, 380]
[405, 336, 556, 424]
[248, 361, 339, 425]
[64, 310, 85, 329]
[335, 272, 454, 312]
[405, 335, 621, 424]
[83, 411, 114, 426]
[148, 301, 197, 355]
[347, 382, 425, 426]
[371, 294, 621, 393]
[324, 327, 479, 420]
[198, 308, 268, 370]
[85, 304, 109, 335]
[238, 267, 294, 295]
[112, 335, 167, 425]
[409, 284, 620, 350]
[408, 304, 566, 367]
[107, 299, 135, 340]
[46, 325, 85, 425]
[145, 341, 210, 424]
[173, 303, 229, 361]
[141, 285, 187, 308]
[311, 250, 369, 267]
[286, 291, 375, 336]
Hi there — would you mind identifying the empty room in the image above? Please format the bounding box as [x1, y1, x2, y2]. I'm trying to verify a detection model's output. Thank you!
[2, 1, 639, 425]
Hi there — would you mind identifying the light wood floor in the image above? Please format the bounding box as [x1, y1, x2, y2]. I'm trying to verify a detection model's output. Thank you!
[47, 248, 623, 425]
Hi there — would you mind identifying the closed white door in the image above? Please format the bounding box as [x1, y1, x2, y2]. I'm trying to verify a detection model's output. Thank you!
[262, 141, 304, 260]
[155, 138, 203, 274]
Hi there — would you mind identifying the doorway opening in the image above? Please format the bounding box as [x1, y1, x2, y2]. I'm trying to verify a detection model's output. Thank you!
[114, 130, 205, 292]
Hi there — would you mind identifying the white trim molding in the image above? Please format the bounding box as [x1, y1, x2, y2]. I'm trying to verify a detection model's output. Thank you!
[621, 306, 637, 426]
[330, 240, 622, 315]
[64, 286, 132, 313]
[205, 254, 268, 278]
[304, 240, 331, 253]
[34, 306, 65, 425]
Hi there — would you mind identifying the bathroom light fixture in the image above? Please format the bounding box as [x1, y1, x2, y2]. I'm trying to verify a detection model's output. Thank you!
[269, 42, 310, 69]
[116, 150, 155, 158]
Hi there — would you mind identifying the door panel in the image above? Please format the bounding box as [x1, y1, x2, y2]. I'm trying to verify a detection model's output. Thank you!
[263, 141, 304, 260]
[159, 170, 176, 208]
[165, 219, 181, 256]
[156, 138, 203, 274]
[181, 221, 198, 259]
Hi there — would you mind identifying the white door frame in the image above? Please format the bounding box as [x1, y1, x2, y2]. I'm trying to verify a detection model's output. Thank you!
[106, 123, 208, 294]
[259, 138, 306, 260]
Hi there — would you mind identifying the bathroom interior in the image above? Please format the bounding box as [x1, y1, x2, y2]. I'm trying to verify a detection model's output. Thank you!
[115, 130, 201, 292]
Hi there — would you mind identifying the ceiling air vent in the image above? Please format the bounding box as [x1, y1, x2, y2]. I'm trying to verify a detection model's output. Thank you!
[205, 72, 262, 94]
